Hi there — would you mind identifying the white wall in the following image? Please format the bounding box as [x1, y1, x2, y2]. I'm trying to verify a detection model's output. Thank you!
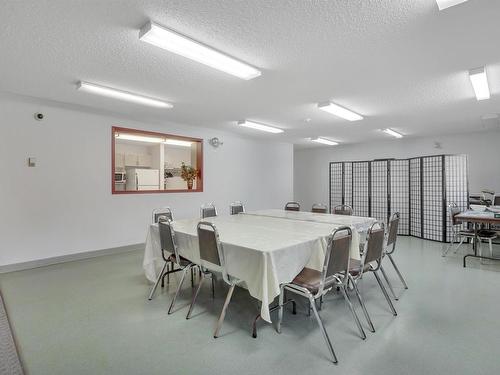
[0, 95, 293, 266]
[294, 130, 500, 211]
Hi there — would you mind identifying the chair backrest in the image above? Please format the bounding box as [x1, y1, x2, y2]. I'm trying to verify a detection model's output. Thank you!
[197, 221, 230, 283]
[333, 204, 353, 216]
[311, 203, 328, 214]
[158, 218, 180, 264]
[449, 202, 461, 226]
[320, 226, 352, 292]
[200, 203, 217, 218]
[152, 207, 173, 223]
[362, 221, 386, 269]
[229, 201, 245, 215]
[284, 202, 300, 211]
[386, 212, 400, 253]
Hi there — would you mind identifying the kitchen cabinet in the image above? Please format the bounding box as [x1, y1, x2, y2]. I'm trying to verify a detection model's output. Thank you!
[138, 154, 152, 167]
[115, 153, 125, 169]
[124, 153, 152, 167]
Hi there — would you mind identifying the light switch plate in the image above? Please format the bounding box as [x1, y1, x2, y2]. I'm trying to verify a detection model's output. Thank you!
[28, 157, 36, 167]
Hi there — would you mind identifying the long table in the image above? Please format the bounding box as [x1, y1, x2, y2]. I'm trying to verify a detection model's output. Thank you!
[143, 211, 376, 322]
[455, 210, 500, 267]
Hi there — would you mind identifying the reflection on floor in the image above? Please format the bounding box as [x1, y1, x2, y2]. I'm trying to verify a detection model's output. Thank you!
[0, 237, 499, 375]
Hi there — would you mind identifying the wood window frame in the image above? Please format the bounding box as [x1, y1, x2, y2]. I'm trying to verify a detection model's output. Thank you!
[111, 126, 204, 194]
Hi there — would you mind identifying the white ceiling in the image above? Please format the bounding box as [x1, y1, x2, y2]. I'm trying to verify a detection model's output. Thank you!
[1, 0, 499, 148]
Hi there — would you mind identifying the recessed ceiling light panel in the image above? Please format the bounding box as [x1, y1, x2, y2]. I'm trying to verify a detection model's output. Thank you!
[469, 67, 490, 101]
[140, 21, 261, 80]
[436, 0, 468, 11]
[317, 102, 363, 121]
[237, 120, 284, 133]
[310, 137, 339, 146]
[382, 128, 404, 138]
[77, 81, 172, 108]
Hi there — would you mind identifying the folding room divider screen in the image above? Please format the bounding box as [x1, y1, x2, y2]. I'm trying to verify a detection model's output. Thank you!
[329, 154, 468, 242]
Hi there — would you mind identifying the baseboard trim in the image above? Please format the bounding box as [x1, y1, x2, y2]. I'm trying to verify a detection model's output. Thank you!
[0, 243, 143, 274]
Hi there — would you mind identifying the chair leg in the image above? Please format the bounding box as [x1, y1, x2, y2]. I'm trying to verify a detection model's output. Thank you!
[214, 283, 236, 338]
[453, 237, 465, 254]
[148, 262, 168, 300]
[167, 266, 190, 315]
[380, 265, 398, 301]
[340, 285, 366, 340]
[277, 284, 286, 333]
[308, 295, 338, 364]
[186, 274, 205, 319]
[388, 254, 408, 289]
[442, 236, 454, 257]
[349, 274, 375, 333]
[373, 271, 397, 316]
[211, 276, 215, 299]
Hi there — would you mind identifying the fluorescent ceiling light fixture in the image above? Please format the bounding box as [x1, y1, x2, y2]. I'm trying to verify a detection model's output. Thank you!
[469, 67, 490, 101]
[116, 133, 191, 146]
[115, 133, 164, 143]
[139, 21, 261, 80]
[436, 0, 468, 11]
[237, 120, 284, 134]
[311, 137, 339, 146]
[317, 102, 363, 121]
[164, 139, 192, 147]
[382, 128, 404, 138]
[77, 81, 172, 108]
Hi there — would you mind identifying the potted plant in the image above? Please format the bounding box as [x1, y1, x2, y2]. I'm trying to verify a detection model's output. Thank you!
[181, 162, 200, 190]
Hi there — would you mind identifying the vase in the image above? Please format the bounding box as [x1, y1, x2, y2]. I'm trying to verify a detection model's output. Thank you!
[187, 180, 193, 190]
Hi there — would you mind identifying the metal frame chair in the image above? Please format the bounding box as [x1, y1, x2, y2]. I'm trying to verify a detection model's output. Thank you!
[200, 203, 217, 218]
[186, 221, 239, 338]
[494, 196, 500, 206]
[277, 226, 365, 364]
[148, 209, 175, 300]
[379, 212, 408, 301]
[476, 229, 498, 262]
[348, 221, 397, 333]
[311, 203, 328, 213]
[442, 203, 475, 257]
[284, 201, 300, 211]
[150, 218, 195, 314]
[152, 207, 173, 224]
[229, 201, 245, 215]
[333, 204, 353, 216]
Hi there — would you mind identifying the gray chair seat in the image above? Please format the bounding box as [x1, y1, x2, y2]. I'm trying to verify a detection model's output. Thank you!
[291, 267, 322, 292]
[167, 254, 192, 267]
[478, 230, 497, 238]
[348, 258, 371, 276]
[458, 229, 475, 236]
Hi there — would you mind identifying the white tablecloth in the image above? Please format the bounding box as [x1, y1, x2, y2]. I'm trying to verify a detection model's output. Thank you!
[143, 213, 374, 322]
[244, 209, 377, 233]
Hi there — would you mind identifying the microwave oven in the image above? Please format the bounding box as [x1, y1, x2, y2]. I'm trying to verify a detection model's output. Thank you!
[115, 172, 126, 183]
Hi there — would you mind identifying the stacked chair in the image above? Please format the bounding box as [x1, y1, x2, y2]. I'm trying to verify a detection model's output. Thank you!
[348, 221, 397, 334]
[148, 208, 175, 300]
[284, 201, 300, 211]
[380, 213, 408, 300]
[333, 204, 353, 215]
[229, 201, 245, 215]
[186, 221, 241, 338]
[277, 226, 366, 364]
[442, 203, 475, 257]
[200, 203, 217, 218]
[311, 203, 328, 213]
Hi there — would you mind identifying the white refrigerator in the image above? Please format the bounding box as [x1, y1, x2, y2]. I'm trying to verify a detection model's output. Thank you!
[125, 168, 159, 191]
